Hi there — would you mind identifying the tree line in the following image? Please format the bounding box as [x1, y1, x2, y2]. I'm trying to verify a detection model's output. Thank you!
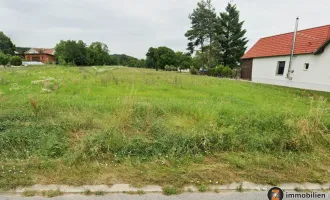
[54, 40, 147, 67]
[1, 0, 247, 74]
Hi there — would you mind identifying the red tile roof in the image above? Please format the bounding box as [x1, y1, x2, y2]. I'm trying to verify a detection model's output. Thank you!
[25, 48, 55, 55]
[242, 25, 330, 59]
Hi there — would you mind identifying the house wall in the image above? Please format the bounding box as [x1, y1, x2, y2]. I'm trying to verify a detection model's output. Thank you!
[24, 54, 55, 64]
[251, 44, 330, 92]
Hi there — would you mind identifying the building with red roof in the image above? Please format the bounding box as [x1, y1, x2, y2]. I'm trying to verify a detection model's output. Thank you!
[241, 24, 330, 92]
[24, 48, 55, 64]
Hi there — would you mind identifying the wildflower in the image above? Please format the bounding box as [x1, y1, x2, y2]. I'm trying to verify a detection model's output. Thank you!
[41, 88, 52, 93]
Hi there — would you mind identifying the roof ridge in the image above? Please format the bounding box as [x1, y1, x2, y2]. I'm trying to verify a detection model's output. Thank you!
[260, 24, 330, 40]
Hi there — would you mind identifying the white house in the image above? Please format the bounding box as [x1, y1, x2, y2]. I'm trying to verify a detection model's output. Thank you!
[241, 24, 330, 92]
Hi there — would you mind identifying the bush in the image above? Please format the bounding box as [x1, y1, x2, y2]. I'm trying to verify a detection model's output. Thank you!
[222, 66, 232, 78]
[10, 56, 22, 66]
[165, 65, 177, 71]
[208, 65, 232, 78]
[190, 66, 199, 75]
[0, 52, 10, 65]
[207, 68, 217, 77]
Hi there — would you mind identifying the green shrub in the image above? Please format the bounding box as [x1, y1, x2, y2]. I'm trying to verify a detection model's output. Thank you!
[212, 65, 232, 78]
[222, 66, 232, 78]
[190, 66, 199, 75]
[198, 184, 207, 192]
[0, 52, 10, 65]
[207, 68, 217, 77]
[10, 56, 22, 66]
[163, 185, 178, 195]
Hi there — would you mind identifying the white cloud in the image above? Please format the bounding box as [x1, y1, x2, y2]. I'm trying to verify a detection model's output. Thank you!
[0, 0, 329, 58]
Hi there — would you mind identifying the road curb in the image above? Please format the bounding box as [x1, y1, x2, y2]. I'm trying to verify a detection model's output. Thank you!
[9, 182, 330, 194]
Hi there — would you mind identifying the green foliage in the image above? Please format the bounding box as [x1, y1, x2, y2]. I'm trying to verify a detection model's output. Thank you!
[175, 51, 192, 71]
[198, 184, 207, 192]
[22, 190, 37, 197]
[146, 47, 177, 70]
[55, 40, 88, 66]
[15, 47, 30, 55]
[208, 65, 232, 78]
[94, 191, 105, 196]
[185, 0, 217, 68]
[156, 46, 176, 70]
[217, 3, 248, 68]
[0, 32, 15, 55]
[111, 54, 145, 68]
[10, 56, 22, 66]
[41, 189, 63, 198]
[163, 185, 178, 195]
[146, 47, 158, 70]
[186, 1, 248, 68]
[87, 42, 111, 66]
[0, 51, 10, 65]
[190, 66, 199, 75]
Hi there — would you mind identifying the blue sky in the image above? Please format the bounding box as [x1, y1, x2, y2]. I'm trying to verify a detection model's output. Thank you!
[0, 0, 330, 58]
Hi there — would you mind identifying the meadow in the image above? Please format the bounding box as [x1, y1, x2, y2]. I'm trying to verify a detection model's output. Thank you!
[0, 66, 329, 190]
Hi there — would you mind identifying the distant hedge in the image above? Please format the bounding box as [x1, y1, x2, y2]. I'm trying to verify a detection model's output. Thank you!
[10, 56, 22, 66]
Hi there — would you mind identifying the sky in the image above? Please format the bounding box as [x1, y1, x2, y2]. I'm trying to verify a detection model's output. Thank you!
[0, 0, 330, 59]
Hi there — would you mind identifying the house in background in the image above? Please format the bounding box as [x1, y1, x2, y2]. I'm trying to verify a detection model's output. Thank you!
[24, 48, 55, 64]
[241, 24, 330, 92]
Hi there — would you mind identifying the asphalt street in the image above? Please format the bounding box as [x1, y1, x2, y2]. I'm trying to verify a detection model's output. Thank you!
[0, 192, 329, 200]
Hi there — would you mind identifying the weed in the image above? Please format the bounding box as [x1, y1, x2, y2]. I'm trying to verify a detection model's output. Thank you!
[294, 187, 303, 192]
[94, 190, 105, 196]
[163, 185, 178, 196]
[83, 189, 92, 196]
[198, 184, 207, 192]
[214, 188, 220, 193]
[22, 190, 37, 197]
[136, 190, 145, 195]
[236, 183, 244, 192]
[41, 189, 63, 198]
[187, 188, 194, 193]
[29, 99, 40, 117]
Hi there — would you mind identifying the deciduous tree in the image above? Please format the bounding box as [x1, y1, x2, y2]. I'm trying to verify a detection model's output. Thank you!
[0, 32, 15, 55]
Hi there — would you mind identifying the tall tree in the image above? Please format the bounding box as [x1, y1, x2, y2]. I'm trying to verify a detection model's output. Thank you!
[55, 40, 88, 66]
[87, 42, 110, 65]
[156, 46, 176, 70]
[146, 47, 159, 70]
[0, 32, 15, 55]
[185, 0, 217, 69]
[217, 3, 248, 68]
[175, 51, 192, 72]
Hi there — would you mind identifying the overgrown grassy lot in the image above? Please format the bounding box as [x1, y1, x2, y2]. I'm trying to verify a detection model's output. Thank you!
[0, 66, 329, 190]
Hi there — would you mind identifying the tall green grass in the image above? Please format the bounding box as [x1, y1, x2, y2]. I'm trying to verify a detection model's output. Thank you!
[0, 66, 329, 162]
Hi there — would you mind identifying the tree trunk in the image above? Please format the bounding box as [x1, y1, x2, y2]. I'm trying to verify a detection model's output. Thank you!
[201, 41, 204, 71]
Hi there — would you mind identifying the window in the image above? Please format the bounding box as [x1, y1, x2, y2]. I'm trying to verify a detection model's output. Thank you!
[276, 61, 286, 75]
[304, 63, 309, 71]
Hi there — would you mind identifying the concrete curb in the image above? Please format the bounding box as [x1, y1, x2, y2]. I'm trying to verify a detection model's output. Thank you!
[11, 182, 330, 194]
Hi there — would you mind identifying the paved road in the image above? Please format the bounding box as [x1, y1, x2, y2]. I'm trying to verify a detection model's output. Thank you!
[0, 192, 329, 200]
